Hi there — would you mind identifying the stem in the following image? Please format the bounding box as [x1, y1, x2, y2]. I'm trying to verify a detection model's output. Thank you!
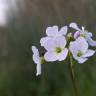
[69, 52, 78, 96]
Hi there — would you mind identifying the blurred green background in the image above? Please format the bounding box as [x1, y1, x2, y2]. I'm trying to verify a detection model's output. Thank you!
[0, 0, 96, 96]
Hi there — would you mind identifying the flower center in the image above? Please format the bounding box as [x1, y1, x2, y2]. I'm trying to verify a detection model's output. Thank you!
[77, 51, 83, 57]
[80, 34, 86, 38]
[55, 47, 62, 53]
[80, 31, 87, 38]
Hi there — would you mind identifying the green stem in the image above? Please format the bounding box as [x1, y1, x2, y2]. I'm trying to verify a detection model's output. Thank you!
[69, 52, 78, 96]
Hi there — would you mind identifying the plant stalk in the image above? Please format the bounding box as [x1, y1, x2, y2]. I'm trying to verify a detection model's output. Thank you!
[69, 52, 78, 96]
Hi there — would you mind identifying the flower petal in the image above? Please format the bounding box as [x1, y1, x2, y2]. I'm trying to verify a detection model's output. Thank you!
[87, 37, 96, 46]
[69, 37, 88, 55]
[32, 46, 40, 64]
[69, 22, 81, 31]
[59, 26, 68, 35]
[55, 36, 67, 48]
[74, 37, 88, 52]
[44, 51, 58, 62]
[42, 38, 56, 51]
[82, 49, 95, 57]
[88, 32, 93, 37]
[58, 48, 68, 61]
[69, 42, 78, 54]
[36, 63, 41, 76]
[46, 26, 58, 36]
[40, 37, 51, 46]
[77, 57, 88, 64]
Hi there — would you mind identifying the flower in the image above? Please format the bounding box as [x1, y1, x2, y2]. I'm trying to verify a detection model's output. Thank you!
[46, 25, 68, 37]
[43, 36, 68, 61]
[32, 46, 41, 76]
[40, 25, 68, 46]
[69, 37, 95, 63]
[69, 22, 96, 46]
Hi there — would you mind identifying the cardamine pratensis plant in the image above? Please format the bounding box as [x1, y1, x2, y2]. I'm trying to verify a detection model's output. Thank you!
[31, 22, 96, 96]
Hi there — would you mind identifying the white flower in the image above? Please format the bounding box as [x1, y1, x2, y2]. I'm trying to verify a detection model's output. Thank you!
[32, 46, 41, 76]
[46, 25, 68, 37]
[43, 36, 68, 61]
[69, 22, 96, 46]
[40, 26, 68, 46]
[69, 37, 95, 63]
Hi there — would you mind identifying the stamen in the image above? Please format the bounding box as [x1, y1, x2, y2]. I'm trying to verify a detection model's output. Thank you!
[77, 51, 83, 57]
[55, 47, 62, 53]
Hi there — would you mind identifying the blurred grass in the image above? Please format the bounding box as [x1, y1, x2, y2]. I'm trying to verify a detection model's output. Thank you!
[0, 0, 96, 96]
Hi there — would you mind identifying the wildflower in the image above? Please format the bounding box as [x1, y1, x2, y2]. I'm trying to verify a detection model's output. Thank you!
[32, 46, 41, 76]
[69, 22, 96, 46]
[43, 36, 68, 61]
[69, 37, 95, 63]
[46, 25, 68, 37]
[40, 25, 68, 46]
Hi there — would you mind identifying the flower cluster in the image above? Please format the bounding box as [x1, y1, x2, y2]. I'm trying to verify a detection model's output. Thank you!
[32, 22, 96, 76]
